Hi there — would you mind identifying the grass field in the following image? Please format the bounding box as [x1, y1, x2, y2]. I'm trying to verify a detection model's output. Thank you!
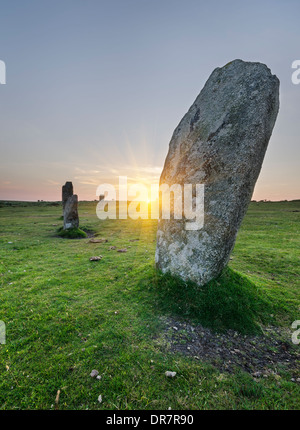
[0, 200, 299, 409]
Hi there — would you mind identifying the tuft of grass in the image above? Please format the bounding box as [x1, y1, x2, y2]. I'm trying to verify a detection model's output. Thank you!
[233, 372, 264, 399]
[146, 267, 274, 334]
[56, 226, 87, 239]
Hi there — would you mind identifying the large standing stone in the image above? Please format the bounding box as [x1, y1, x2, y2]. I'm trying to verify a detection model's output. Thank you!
[63, 194, 79, 230]
[155, 59, 279, 286]
[62, 182, 73, 212]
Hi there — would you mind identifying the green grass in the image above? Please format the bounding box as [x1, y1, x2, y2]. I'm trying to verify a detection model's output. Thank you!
[150, 267, 274, 334]
[0, 200, 299, 409]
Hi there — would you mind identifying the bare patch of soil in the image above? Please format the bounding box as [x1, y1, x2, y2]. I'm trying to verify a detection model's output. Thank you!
[160, 317, 300, 380]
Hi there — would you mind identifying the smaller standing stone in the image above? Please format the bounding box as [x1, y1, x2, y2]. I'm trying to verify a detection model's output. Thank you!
[63, 195, 79, 229]
[62, 182, 73, 212]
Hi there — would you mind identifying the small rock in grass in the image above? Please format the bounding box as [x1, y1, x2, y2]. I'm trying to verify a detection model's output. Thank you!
[117, 248, 127, 253]
[165, 371, 176, 378]
[98, 395, 102, 403]
[108, 246, 116, 250]
[89, 256, 102, 261]
[89, 238, 108, 243]
[90, 369, 99, 378]
[96, 375, 101, 380]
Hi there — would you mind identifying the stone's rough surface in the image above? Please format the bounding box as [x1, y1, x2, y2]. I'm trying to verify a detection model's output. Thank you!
[63, 194, 79, 229]
[155, 59, 279, 286]
[62, 181, 73, 211]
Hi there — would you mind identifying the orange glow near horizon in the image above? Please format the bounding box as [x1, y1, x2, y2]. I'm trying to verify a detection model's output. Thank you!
[0, 143, 299, 203]
[0, 178, 299, 203]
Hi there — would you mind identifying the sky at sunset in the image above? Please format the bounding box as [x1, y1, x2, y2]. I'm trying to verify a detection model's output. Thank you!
[0, 0, 299, 201]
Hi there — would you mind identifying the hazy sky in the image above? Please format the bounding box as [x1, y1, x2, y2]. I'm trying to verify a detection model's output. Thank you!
[0, 0, 299, 201]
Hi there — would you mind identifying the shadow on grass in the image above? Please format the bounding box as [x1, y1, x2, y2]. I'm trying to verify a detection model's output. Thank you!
[147, 267, 274, 335]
